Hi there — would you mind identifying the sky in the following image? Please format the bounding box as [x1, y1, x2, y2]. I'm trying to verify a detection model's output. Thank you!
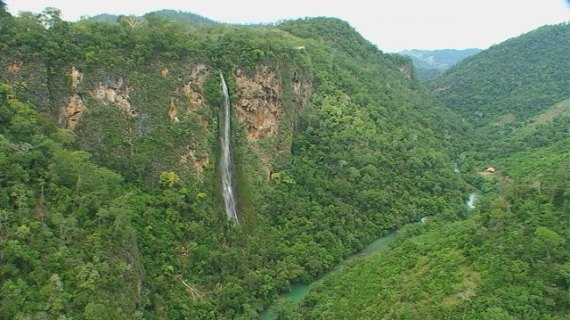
[5, 0, 569, 52]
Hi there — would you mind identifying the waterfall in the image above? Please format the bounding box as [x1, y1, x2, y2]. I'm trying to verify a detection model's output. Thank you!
[453, 162, 459, 173]
[219, 74, 239, 224]
[466, 193, 477, 210]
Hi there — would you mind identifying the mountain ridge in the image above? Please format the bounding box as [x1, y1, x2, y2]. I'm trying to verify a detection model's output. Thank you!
[400, 48, 481, 70]
[430, 22, 569, 127]
[87, 9, 220, 26]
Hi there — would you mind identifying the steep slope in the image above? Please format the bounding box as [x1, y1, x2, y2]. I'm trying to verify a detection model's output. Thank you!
[278, 18, 389, 64]
[289, 127, 569, 319]
[430, 23, 569, 127]
[282, 23, 570, 320]
[0, 84, 146, 319]
[429, 23, 570, 177]
[0, 10, 470, 319]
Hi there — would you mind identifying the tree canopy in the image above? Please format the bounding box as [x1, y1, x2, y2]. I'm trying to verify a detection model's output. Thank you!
[0, 9, 567, 319]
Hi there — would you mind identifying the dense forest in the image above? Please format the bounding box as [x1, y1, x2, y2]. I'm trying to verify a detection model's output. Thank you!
[0, 3, 568, 319]
[274, 21, 569, 320]
[291, 174, 569, 319]
[430, 23, 568, 127]
[0, 5, 470, 319]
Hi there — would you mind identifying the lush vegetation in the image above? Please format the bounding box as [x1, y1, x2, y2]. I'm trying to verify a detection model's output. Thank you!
[272, 21, 570, 319]
[88, 9, 219, 26]
[282, 129, 569, 318]
[1, 4, 567, 319]
[0, 83, 142, 318]
[430, 23, 569, 127]
[0, 7, 472, 319]
[290, 172, 569, 319]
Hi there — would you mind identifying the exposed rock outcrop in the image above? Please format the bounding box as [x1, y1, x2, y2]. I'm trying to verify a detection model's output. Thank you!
[179, 64, 209, 127]
[92, 77, 138, 116]
[6, 61, 22, 74]
[235, 66, 282, 140]
[181, 64, 208, 113]
[234, 66, 312, 140]
[398, 63, 413, 79]
[161, 66, 169, 77]
[59, 66, 87, 130]
[60, 94, 87, 130]
[168, 98, 179, 122]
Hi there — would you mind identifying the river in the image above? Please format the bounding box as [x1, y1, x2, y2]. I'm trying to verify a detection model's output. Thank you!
[259, 231, 398, 320]
[260, 192, 478, 319]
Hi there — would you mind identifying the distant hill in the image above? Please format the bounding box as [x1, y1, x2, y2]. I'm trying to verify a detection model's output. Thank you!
[399, 48, 481, 81]
[88, 9, 219, 26]
[430, 23, 569, 127]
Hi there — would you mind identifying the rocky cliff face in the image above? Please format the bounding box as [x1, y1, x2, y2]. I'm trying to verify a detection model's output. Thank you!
[59, 67, 87, 130]
[92, 78, 138, 116]
[232, 65, 312, 177]
[60, 94, 86, 130]
[179, 63, 209, 128]
[235, 66, 281, 140]
[234, 66, 312, 141]
[1, 52, 312, 184]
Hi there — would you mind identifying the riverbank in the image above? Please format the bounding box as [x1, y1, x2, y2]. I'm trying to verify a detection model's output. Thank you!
[260, 231, 399, 320]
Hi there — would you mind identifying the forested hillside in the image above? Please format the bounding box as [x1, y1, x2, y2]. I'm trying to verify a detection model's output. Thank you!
[292, 172, 569, 319]
[430, 23, 568, 127]
[285, 130, 569, 318]
[2, 4, 567, 319]
[0, 6, 470, 319]
[279, 22, 570, 319]
[434, 23, 569, 174]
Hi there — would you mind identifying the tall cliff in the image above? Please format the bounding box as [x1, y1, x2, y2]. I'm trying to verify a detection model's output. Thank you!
[0, 10, 470, 319]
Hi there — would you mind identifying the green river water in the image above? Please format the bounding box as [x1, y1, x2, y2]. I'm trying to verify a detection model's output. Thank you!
[259, 231, 398, 320]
